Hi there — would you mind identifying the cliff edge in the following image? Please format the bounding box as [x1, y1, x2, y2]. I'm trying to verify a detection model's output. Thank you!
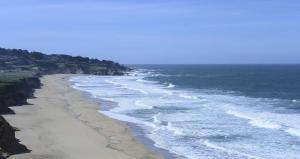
[0, 72, 40, 158]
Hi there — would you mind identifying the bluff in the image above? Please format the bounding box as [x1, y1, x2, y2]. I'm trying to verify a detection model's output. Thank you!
[0, 116, 29, 158]
[0, 71, 41, 113]
[0, 72, 40, 158]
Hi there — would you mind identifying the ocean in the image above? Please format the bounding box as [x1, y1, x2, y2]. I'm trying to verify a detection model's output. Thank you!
[70, 64, 300, 159]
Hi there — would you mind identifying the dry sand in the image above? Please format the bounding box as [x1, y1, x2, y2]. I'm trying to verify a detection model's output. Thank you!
[4, 74, 163, 159]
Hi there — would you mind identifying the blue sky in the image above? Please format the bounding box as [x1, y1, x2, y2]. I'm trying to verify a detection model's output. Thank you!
[0, 0, 300, 64]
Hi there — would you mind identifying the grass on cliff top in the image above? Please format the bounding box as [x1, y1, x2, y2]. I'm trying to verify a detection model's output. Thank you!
[88, 65, 107, 72]
[0, 71, 35, 88]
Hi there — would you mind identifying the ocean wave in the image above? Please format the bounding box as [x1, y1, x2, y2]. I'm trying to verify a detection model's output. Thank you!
[151, 114, 184, 136]
[226, 110, 281, 129]
[134, 100, 153, 109]
[162, 90, 173, 95]
[166, 122, 184, 136]
[120, 85, 149, 94]
[101, 97, 115, 102]
[203, 140, 264, 159]
[178, 93, 199, 100]
[104, 79, 122, 86]
[100, 111, 156, 129]
[166, 83, 175, 88]
[152, 113, 162, 124]
[149, 73, 170, 77]
[285, 128, 300, 137]
[136, 79, 147, 83]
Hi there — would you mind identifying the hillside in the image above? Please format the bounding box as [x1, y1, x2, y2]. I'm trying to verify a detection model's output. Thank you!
[0, 48, 129, 76]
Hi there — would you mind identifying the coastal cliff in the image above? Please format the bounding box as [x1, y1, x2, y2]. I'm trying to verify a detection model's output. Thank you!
[0, 74, 41, 113]
[0, 72, 40, 158]
[0, 116, 29, 159]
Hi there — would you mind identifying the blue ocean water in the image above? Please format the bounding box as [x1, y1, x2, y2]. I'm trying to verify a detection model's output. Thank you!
[70, 65, 300, 159]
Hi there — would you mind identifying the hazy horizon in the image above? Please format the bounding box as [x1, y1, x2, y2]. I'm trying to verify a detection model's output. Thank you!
[0, 0, 300, 64]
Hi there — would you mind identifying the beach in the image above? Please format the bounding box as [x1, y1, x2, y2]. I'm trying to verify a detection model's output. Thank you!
[3, 74, 162, 159]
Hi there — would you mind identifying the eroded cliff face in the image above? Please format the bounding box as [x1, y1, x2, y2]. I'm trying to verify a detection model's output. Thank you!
[0, 77, 41, 113]
[0, 116, 29, 158]
[0, 76, 40, 158]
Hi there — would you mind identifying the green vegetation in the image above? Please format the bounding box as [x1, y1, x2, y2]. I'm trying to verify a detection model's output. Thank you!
[0, 71, 33, 91]
[0, 71, 35, 82]
[0, 47, 129, 76]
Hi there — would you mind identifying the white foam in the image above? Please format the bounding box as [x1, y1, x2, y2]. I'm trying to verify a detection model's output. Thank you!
[166, 122, 184, 136]
[109, 99, 151, 112]
[136, 79, 150, 83]
[203, 141, 264, 159]
[134, 100, 153, 109]
[226, 110, 281, 129]
[178, 93, 198, 100]
[153, 114, 162, 124]
[100, 111, 156, 129]
[163, 90, 173, 95]
[121, 85, 149, 94]
[101, 97, 115, 102]
[167, 83, 175, 88]
[104, 79, 122, 86]
[286, 128, 300, 137]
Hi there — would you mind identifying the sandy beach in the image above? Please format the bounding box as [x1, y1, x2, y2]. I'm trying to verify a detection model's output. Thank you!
[4, 74, 163, 159]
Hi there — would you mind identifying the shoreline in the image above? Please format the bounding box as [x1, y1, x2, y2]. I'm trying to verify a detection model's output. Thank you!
[75, 89, 181, 159]
[4, 74, 163, 159]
